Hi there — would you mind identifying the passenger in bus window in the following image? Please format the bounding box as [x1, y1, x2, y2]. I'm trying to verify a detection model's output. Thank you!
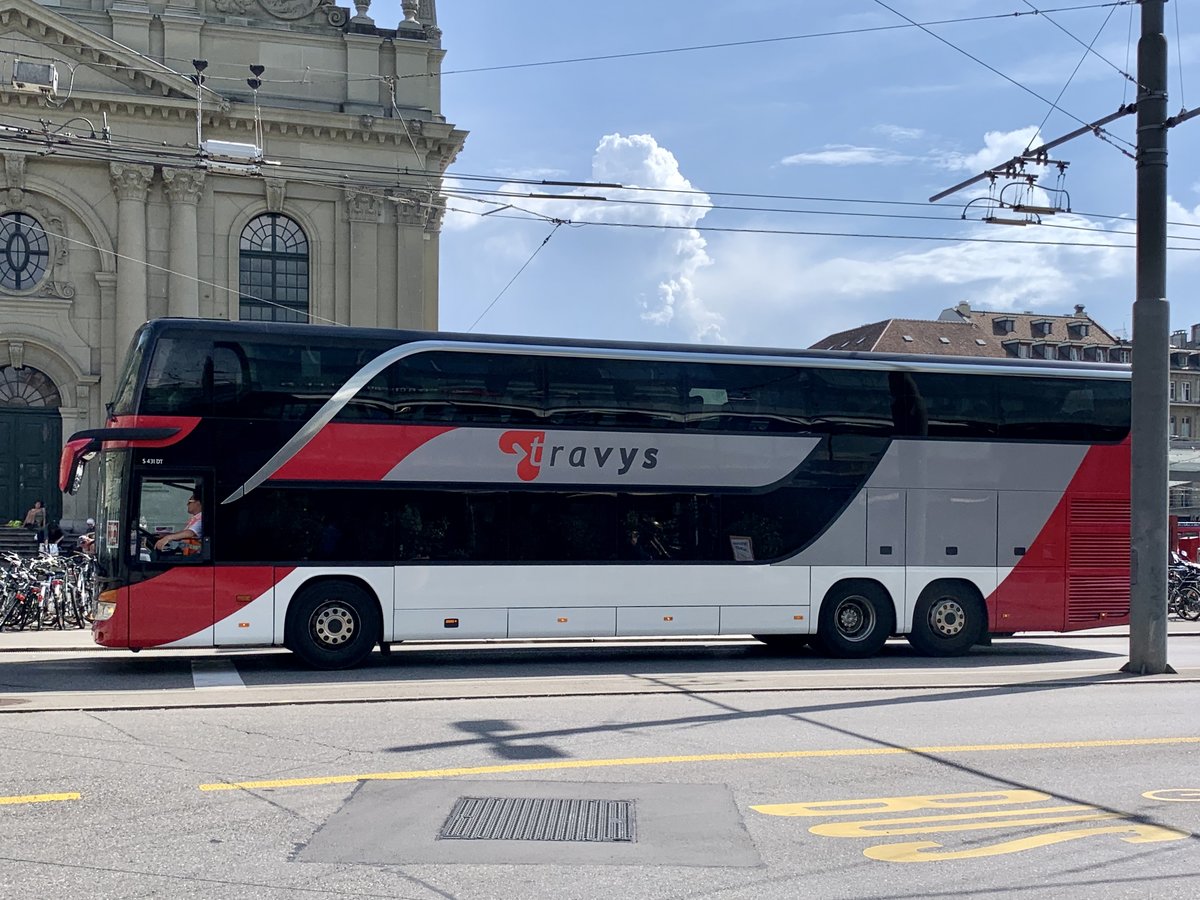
[155, 494, 203, 554]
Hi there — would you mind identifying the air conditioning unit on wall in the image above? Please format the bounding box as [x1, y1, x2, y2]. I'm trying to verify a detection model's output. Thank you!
[11, 60, 58, 97]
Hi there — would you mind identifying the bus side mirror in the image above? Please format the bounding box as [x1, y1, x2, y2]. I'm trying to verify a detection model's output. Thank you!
[60, 438, 99, 494]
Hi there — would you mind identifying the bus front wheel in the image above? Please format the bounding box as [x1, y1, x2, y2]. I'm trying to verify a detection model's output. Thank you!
[287, 581, 381, 670]
[906, 583, 986, 657]
[814, 581, 894, 658]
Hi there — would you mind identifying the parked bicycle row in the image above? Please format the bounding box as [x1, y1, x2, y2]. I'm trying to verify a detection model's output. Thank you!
[0, 551, 97, 632]
[1169, 551, 1200, 621]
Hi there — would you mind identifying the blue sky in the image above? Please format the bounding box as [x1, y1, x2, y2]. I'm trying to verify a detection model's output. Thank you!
[373, 0, 1200, 349]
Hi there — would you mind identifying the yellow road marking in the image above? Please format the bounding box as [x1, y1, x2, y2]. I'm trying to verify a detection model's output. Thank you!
[862, 823, 1189, 862]
[809, 806, 1119, 837]
[0, 792, 80, 806]
[1143, 788, 1200, 802]
[199, 735, 1200, 792]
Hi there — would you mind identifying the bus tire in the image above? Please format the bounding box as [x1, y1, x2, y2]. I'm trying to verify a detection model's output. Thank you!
[906, 582, 986, 657]
[814, 581, 894, 658]
[287, 580, 381, 670]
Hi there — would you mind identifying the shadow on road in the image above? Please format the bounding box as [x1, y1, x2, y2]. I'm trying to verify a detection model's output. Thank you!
[0, 635, 1125, 695]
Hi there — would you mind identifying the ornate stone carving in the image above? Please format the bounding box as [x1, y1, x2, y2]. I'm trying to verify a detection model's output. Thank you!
[402, 0, 419, 23]
[109, 163, 153, 202]
[351, 0, 373, 25]
[424, 196, 446, 234]
[264, 177, 286, 213]
[390, 188, 429, 227]
[163, 169, 207, 205]
[345, 188, 383, 223]
[213, 0, 251, 13]
[323, 0, 347, 26]
[256, 0, 321, 19]
[3, 153, 26, 207]
[8, 341, 25, 371]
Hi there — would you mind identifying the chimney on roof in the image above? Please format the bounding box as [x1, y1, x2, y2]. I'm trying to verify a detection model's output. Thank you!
[1074, 304, 1086, 316]
[939, 300, 972, 323]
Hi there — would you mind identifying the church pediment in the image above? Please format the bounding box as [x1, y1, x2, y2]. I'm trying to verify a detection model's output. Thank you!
[0, 0, 201, 102]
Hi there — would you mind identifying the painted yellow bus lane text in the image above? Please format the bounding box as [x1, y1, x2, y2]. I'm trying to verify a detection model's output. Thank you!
[752, 789, 1190, 862]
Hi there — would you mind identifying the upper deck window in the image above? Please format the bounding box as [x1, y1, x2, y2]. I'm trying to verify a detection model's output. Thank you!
[239, 214, 309, 323]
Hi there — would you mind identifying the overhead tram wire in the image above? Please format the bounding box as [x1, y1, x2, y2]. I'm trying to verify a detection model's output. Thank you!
[7, 123, 1200, 241]
[466, 213, 1200, 253]
[7, 111, 1199, 237]
[1025, 2, 1123, 153]
[467, 221, 566, 332]
[436, 185, 1200, 244]
[0, 4, 1133, 89]
[409, 2, 1136, 79]
[870, 0, 1136, 153]
[1019, 0, 1142, 87]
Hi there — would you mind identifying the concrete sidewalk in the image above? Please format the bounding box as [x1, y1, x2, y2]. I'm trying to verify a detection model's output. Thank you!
[1, 622, 1198, 654]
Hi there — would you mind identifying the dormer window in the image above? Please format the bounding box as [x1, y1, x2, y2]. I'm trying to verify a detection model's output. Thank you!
[1032, 320, 1053, 337]
[1114, 348, 1131, 364]
[1068, 321, 1090, 338]
[994, 318, 1015, 335]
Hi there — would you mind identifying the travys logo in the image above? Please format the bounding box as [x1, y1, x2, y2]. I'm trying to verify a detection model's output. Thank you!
[498, 430, 659, 482]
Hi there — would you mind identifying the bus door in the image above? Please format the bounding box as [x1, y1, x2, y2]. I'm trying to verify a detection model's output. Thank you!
[128, 472, 214, 648]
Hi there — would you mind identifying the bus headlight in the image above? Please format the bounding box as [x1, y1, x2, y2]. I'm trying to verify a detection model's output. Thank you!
[95, 601, 117, 622]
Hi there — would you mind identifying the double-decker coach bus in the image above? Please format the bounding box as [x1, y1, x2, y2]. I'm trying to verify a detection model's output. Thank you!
[61, 318, 1131, 669]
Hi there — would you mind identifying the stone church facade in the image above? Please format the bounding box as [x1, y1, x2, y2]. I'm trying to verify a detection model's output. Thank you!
[0, 0, 466, 526]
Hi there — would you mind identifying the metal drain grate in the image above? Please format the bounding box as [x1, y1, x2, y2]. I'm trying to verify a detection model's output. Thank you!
[438, 797, 636, 843]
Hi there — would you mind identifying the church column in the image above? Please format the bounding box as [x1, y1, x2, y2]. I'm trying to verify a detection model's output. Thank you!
[393, 188, 428, 329]
[110, 163, 154, 351]
[346, 189, 382, 327]
[163, 170, 206, 318]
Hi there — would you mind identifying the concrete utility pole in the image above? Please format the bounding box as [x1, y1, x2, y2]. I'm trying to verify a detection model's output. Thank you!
[1124, 0, 1173, 675]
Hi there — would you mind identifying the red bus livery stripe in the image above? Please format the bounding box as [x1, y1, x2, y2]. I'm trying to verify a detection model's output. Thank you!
[270, 424, 453, 482]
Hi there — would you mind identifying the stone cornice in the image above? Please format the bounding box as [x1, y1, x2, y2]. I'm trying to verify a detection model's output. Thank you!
[0, 0, 201, 100]
[0, 91, 467, 167]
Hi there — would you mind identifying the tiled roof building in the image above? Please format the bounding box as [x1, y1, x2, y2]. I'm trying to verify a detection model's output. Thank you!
[811, 301, 1131, 364]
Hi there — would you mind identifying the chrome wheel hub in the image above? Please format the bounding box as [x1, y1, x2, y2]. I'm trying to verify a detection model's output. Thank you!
[929, 599, 966, 637]
[835, 596, 875, 642]
[313, 604, 356, 647]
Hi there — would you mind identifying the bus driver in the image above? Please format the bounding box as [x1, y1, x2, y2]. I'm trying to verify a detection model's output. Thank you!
[154, 495, 203, 554]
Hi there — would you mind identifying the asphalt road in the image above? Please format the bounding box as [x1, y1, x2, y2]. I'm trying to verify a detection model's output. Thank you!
[0, 633, 1198, 899]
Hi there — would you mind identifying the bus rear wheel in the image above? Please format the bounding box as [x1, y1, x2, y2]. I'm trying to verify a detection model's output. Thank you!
[287, 580, 381, 670]
[814, 581, 894, 658]
[906, 583, 986, 657]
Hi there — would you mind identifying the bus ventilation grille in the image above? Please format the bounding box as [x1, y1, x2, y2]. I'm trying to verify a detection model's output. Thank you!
[1066, 577, 1130, 623]
[438, 797, 636, 843]
[1069, 498, 1131, 528]
[1068, 533, 1130, 568]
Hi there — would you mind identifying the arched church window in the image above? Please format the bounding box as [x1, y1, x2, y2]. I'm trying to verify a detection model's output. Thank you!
[239, 214, 310, 323]
[0, 212, 50, 292]
[0, 366, 61, 408]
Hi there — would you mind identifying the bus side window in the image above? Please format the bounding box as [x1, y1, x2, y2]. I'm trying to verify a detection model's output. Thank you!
[212, 343, 249, 415]
[142, 338, 210, 415]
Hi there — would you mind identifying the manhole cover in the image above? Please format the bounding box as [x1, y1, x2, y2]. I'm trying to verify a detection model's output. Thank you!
[439, 796, 635, 843]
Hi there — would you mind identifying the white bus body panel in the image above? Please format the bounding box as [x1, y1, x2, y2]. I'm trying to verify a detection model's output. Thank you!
[619, 605, 721, 636]
[509, 606, 617, 638]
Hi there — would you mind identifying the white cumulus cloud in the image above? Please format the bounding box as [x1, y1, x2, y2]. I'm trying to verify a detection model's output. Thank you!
[782, 144, 913, 166]
[938, 126, 1042, 172]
